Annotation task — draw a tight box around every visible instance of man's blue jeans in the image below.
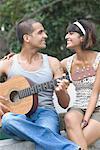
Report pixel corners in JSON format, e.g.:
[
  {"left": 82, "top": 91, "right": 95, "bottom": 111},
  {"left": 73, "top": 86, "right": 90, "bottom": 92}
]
[{"left": 2, "top": 107, "right": 79, "bottom": 150}]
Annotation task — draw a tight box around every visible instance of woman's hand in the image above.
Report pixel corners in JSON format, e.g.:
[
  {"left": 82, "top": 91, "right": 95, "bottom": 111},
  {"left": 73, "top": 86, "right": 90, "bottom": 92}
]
[
  {"left": 81, "top": 119, "right": 88, "bottom": 129},
  {"left": 2, "top": 52, "right": 15, "bottom": 60}
]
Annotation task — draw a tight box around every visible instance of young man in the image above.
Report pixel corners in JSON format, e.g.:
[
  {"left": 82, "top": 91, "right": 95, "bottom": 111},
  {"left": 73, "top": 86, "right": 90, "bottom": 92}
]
[{"left": 0, "top": 19, "right": 80, "bottom": 150}]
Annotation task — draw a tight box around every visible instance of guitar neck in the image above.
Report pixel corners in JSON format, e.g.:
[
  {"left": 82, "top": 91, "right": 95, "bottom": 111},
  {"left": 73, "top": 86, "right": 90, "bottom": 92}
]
[{"left": 18, "top": 76, "right": 66, "bottom": 99}]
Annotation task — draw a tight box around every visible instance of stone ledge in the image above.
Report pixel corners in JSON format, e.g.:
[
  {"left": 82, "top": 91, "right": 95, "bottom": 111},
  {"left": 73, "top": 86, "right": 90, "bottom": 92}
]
[
  {"left": 0, "top": 139, "right": 35, "bottom": 150},
  {"left": 0, "top": 134, "right": 100, "bottom": 150}
]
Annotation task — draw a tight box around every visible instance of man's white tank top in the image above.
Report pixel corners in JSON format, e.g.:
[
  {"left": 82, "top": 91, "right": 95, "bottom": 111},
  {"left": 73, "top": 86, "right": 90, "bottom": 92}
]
[{"left": 7, "top": 54, "right": 55, "bottom": 109}]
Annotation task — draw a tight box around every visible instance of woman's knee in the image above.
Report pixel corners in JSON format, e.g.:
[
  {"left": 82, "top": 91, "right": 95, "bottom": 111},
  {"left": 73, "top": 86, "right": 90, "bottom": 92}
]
[
  {"left": 64, "top": 113, "right": 73, "bottom": 128},
  {"left": 64, "top": 111, "right": 82, "bottom": 128}
]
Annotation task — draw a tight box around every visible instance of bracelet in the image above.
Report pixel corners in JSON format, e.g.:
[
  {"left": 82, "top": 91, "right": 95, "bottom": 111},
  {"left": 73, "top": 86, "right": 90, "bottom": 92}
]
[{"left": 82, "top": 120, "right": 88, "bottom": 127}]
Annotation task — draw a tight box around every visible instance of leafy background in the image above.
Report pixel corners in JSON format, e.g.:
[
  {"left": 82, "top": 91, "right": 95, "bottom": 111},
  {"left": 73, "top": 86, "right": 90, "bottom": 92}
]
[{"left": 0, "top": 0, "right": 100, "bottom": 59}]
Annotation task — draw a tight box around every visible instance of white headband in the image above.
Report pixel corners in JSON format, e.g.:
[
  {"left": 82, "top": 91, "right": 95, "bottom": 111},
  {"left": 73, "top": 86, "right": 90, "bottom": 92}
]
[{"left": 73, "top": 21, "right": 86, "bottom": 35}]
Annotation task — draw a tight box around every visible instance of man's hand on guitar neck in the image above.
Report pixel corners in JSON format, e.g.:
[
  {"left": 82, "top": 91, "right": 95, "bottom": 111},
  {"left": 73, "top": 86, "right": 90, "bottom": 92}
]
[
  {"left": 55, "top": 74, "right": 70, "bottom": 92},
  {"left": 0, "top": 96, "right": 10, "bottom": 117},
  {"left": 55, "top": 74, "right": 70, "bottom": 108}
]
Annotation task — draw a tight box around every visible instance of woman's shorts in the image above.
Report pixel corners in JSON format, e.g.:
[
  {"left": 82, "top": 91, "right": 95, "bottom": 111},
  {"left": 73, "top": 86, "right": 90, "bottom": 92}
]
[{"left": 68, "top": 106, "right": 100, "bottom": 122}]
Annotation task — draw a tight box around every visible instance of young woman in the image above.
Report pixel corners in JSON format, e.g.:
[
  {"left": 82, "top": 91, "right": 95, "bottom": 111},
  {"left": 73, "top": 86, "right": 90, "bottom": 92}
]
[{"left": 61, "top": 19, "right": 100, "bottom": 150}]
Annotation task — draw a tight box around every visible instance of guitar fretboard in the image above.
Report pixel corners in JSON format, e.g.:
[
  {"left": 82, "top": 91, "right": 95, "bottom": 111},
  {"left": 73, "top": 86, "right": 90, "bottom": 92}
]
[{"left": 18, "top": 76, "right": 66, "bottom": 99}]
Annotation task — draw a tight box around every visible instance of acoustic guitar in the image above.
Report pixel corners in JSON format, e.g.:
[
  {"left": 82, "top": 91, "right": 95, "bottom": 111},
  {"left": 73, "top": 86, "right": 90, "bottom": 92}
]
[{"left": 0, "top": 74, "right": 70, "bottom": 120}]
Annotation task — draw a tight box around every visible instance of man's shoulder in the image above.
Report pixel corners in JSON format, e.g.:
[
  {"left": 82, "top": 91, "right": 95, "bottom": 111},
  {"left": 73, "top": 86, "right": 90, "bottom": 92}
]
[
  {"left": 48, "top": 55, "right": 60, "bottom": 63},
  {"left": 47, "top": 56, "right": 61, "bottom": 73}
]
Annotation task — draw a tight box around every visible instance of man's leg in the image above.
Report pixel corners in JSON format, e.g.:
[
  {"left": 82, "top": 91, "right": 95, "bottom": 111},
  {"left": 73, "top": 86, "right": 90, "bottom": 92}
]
[{"left": 2, "top": 111, "right": 80, "bottom": 150}]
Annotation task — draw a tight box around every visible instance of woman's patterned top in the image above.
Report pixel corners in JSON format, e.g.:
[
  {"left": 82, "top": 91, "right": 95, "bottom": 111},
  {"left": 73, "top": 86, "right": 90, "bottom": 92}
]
[{"left": 66, "top": 52, "right": 100, "bottom": 109}]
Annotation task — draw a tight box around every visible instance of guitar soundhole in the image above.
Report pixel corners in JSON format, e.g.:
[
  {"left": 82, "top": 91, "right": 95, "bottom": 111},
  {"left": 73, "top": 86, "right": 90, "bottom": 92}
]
[{"left": 10, "top": 91, "right": 19, "bottom": 102}]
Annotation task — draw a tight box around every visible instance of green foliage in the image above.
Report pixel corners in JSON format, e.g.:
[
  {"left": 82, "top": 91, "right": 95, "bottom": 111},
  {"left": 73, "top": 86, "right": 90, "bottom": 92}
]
[{"left": 0, "top": 0, "right": 100, "bottom": 59}]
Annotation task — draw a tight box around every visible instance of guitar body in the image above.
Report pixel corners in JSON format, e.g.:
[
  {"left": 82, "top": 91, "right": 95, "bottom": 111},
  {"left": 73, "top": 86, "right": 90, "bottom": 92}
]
[
  {"left": 0, "top": 74, "right": 70, "bottom": 126},
  {"left": 0, "top": 76, "right": 38, "bottom": 116}
]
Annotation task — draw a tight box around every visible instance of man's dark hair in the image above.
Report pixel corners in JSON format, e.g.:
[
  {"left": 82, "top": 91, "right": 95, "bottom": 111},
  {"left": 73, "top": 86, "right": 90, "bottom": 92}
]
[{"left": 16, "top": 18, "right": 40, "bottom": 44}]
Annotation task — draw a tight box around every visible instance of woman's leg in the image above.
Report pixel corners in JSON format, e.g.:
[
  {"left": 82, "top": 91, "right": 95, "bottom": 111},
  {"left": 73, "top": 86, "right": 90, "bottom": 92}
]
[
  {"left": 64, "top": 109, "right": 88, "bottom": 150},
  {"left": 83, "top": 119, "right": 100, "bottom": 145}
]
